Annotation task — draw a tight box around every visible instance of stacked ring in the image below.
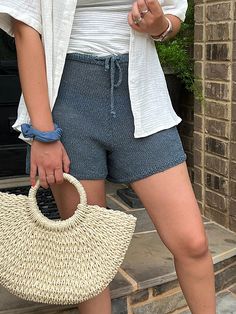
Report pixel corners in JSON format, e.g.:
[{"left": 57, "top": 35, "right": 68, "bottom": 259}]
[
  {"left": 140, "top": 9, "right": 149, "bottom": 17},
  {"left": 133, "top": 16, "right": 142, "bottom": 24},
  {"left": 133, "top": 9, "right": 150, "bottom": 24}
]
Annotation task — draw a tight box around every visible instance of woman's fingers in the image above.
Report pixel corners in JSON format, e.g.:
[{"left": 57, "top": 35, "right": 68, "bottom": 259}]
[
  {"left": 144, "top": 0, "right": 161, "bottom": 15},
  {"left": 132, "top": 1, "right": 142, "bottom": 22},
  {"left": 30, "top": 141, "right": 70, "bottom": 188},
  {"left": 128, "top": 0, "right": 165, "bottom": 34},
  {"left": 45, "top": 171, "right": 56, "bottom": 185},
  {"left": 53, "top": 144, "right": 70, "bottom": 184},
  {"left": 62, "top": 146, "right": 70, "bottom": 173},
  {"left": 38, "top": 166, "right": 49, "bottom": 189},
  {"left": 129, "top": 1, "right": 146, "bottom": 31},
  {"left": 127, "top": 11, "right": 136, "bottom": 29},
  {"left": 54, "top": 167, "right": 64, "bottom": 184},
  {"left": 138, "top": 0, "right": 150, "bottom": 18},
  {"left": 30, "top": 162, "right": 37, "bottom": 187}
]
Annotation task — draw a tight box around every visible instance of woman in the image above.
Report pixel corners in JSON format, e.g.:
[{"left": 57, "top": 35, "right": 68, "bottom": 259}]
[{"left": 0, "top": 0, "right": 216, "bottom": 313}]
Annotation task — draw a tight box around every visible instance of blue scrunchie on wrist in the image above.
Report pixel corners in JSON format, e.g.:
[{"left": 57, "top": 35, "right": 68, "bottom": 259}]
[{"left": 21, "top": 123, "right": 63, "bottom": 143}]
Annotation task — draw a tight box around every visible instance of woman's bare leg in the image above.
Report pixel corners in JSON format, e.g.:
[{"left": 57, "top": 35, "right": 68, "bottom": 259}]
[
  {"left": 130, "top": 161, "right": 216, "bottom": 314},
  {"left": 50, "top": 179, "right": 112, "bottom": 314}
]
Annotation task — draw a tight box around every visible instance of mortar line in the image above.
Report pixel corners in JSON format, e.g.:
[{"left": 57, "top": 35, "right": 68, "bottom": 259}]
[{"left": 118, "top": 267, "right": 138, "bottom": 291}]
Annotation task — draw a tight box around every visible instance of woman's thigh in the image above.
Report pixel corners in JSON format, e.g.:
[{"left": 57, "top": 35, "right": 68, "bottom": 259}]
[
  {"left": 130, "top": 161, "right": 208, "bottom": 258},
  {"left": 50, "top": 179, "right": 106, "bottom": 219}
]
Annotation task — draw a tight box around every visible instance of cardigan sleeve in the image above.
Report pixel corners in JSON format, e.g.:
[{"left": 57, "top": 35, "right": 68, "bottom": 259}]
[
  {"left": 160, "top": 0, "right": 188, "bottom": 22},
  {"left": 0, "top": 0, "right": 42, "bottom": 37}
]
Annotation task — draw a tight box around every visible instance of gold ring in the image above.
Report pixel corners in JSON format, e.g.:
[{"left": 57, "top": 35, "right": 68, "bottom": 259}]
[{"left": 133, "top": 16, "right": 143, "bottom": 24}]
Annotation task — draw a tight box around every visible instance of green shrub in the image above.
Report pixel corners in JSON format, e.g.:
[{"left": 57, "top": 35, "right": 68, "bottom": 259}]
[{"left": 156, "top": 0, "right": 203, "bottom": 102}]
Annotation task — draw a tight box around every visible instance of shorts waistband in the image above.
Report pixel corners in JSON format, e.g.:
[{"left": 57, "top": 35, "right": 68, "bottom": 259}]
[
  {"left": 66, "top": 52, "right": 129, "bottom": 65},
  {"left": 65, "top": 52, "right": 129, "bottom": 119}
]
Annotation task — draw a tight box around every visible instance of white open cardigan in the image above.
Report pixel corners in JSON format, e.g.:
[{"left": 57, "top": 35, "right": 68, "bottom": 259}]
[{"left": 0, "top": 0, "right": 188, "bottom": 143}]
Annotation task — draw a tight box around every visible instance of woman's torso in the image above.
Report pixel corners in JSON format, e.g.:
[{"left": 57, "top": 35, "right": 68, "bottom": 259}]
[{"left": 67, "top": 0, "right": 134, "bottom": 56}]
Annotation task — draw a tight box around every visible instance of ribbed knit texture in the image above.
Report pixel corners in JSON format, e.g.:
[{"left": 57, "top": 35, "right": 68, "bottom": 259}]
[{"left": 67, "top": 0, "right": 133, "bottom": 56}]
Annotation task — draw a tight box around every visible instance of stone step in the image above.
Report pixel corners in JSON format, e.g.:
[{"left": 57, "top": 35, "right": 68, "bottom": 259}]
[
  {"left": 0, "top": 184, "right": 236, "bottom": 314},
  {"left": 177, "top": 284, "right": 236, "bottom": 314},
  {"left": 1, "top": 255, "right": 236, "bottom": 314}
]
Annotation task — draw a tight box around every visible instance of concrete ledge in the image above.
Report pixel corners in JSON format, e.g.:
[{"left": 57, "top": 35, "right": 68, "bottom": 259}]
[{"left": 0, "top": 176, "right": 29, "bottom": 189}]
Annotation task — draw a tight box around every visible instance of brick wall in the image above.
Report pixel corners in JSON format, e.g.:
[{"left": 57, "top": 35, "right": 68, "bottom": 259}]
[
  {"left": 179, "top": 89, "right": 195, "bottom": 185},
  {"left": 194, "top": 0, "right": 236, "bottom": 231}
]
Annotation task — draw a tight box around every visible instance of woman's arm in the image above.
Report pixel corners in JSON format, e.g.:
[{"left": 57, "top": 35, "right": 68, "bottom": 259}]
[
  {"left": 13, "top": 19, "right": 70, "bottom": 188},
  {"left": 13, "top": 19, "right": 54, "bottom": 131}
]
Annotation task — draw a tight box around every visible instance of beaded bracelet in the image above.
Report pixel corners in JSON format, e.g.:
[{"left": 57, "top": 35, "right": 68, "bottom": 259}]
[{"left": 21, "top": 123, "right": 63, "bottom": 143}]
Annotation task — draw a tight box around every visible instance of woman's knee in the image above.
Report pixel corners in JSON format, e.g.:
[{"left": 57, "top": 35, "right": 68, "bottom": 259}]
[{"left": 173, "top": 233, "right": 209, "bottom": 260}]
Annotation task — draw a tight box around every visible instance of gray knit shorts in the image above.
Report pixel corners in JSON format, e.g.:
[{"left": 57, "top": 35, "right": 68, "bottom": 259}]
[{"left": 26, "top": 52, "right": 187, "bottom": 184}]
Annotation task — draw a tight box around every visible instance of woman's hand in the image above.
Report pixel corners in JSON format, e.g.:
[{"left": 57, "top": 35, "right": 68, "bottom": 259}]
[
  {"left": 128, "top": 0, "right": 169, "bottom": 37},
  {"left": 30, "top": 140, "right": 70, "bottom": 189}
]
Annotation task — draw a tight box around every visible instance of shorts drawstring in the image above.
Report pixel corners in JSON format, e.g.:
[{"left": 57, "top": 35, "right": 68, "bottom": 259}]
[
  {"left": 97, "top": 55, "right": 123, "bottom": 118},
  {"left": 67, "top": 52, "right": 127, "bottom": 119}
]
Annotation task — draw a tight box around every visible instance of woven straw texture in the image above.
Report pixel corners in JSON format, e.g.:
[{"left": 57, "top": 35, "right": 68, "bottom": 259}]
[{"left": 0, "top": 173, "right": 137, "bottom": 305}]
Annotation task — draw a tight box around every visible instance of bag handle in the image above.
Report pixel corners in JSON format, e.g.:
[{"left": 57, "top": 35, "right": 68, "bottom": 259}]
[{"left": 27, "top": 173, "right": 88, "bottom": 231}]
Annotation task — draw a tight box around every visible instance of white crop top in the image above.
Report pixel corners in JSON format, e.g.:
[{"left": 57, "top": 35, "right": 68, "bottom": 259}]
[{"left": 67, "top": 0, "right": 133, "bottom": 56}]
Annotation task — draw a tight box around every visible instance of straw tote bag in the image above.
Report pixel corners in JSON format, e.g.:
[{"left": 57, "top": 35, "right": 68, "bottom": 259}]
[{"left": 0, "top": 173, "right": 137, "bottom": 305}]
